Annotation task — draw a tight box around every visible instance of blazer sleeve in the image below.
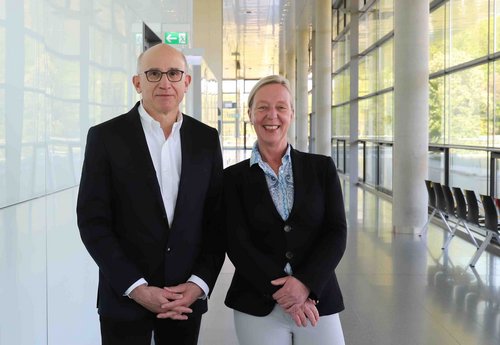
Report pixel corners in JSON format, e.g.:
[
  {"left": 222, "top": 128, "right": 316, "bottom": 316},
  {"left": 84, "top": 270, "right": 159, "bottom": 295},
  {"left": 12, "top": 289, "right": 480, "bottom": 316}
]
[
  {"left": 224, "top": 168, "right": 285, "bottom": 296},
  {"left": 293, "top": 157, "right": 347, "bottom": 299},
  {"left": 76, "top": 126, "right": 144, "bottom": 295},
  {"left": 191, "top": 133, "right": 226, "bottom": 295}
]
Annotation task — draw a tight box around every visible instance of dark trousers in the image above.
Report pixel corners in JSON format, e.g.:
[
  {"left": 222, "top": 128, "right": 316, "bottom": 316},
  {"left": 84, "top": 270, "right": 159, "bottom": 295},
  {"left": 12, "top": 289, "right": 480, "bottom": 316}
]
[{"left": 100, "top": 314, "right": 202, "bottom": 345}]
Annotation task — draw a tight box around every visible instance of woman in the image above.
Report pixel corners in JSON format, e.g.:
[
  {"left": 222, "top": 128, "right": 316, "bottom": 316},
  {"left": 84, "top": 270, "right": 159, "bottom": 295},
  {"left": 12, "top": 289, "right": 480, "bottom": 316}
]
[{"left": 223, "top": 75, "right": 347, "bottom": 345}]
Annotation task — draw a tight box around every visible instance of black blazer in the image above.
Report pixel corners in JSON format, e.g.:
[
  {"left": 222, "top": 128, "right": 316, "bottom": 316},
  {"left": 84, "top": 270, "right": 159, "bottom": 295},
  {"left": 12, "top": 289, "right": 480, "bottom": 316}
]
[
  {"left": 223, "top": 148, "right": 346, "bottom": 316},
  {"left": 77, "top": 102, "right": 224, "bottom": 320}
]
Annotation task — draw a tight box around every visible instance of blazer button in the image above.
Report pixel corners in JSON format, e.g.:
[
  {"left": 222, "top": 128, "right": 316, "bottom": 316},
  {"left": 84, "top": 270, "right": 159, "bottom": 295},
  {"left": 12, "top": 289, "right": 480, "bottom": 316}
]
[
  {"left": 284, "top": 224, "right": 292, "bottom": 233},
  {"left": 166, "top": 247, "right": 171, "bottom": 253},
  {"left": 285, "top": 251, "right": 294, "bottom": 260}
]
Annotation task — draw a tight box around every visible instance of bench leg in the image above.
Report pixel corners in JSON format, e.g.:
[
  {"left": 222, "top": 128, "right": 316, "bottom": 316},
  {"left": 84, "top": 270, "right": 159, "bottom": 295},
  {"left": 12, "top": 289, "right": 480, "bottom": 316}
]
[
  {"left": 442, "top": 220, "right": 460, "bottom": 250},
  {"left": 419, "top": 208, "right": 436, "bottom": 237},
  {"left": 468, "top": 232, "right": 493, "bottom": 267}
]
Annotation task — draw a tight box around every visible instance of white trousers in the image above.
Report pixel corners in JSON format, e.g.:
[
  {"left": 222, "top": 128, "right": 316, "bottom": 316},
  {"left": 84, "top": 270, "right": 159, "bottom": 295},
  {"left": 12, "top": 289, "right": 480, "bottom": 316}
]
[{"left": 233, "top": 305, "right": 345, "bottom": 345}]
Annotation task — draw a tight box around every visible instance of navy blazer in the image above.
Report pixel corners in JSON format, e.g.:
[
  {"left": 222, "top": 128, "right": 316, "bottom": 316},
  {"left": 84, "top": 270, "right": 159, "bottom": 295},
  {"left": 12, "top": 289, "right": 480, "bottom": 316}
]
[
  {"left": 223, "top": 148, "right": 346, "bottom": 316},
  {"left": 77, "top": 102, "right": 225, "bottom": 320}
]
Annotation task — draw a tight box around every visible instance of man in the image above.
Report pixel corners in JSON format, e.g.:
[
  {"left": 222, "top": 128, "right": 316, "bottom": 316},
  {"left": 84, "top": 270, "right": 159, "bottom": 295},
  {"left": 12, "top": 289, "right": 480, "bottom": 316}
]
[{"left": 77, "top": 43, "right": 225, "bottom": 345}]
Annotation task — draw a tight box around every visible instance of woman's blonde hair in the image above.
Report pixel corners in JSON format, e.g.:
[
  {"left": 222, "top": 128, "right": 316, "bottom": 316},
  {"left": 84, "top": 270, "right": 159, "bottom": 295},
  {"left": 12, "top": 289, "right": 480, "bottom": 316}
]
[{"left": 247, "top": 75, "right": 294, "bottom": 111}]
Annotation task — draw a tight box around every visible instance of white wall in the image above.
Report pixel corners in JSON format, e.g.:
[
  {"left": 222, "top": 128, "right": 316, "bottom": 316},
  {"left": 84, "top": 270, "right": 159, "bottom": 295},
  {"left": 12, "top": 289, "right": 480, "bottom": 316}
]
[{"left": 0, "top": 0, "right": 193, "bottom": 343}]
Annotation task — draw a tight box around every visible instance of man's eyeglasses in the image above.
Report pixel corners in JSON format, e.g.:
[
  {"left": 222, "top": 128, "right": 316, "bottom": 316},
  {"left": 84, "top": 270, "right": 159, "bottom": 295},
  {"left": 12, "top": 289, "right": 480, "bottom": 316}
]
[{"left": 142, "top": 69, "right": 185, "bottom": 82}]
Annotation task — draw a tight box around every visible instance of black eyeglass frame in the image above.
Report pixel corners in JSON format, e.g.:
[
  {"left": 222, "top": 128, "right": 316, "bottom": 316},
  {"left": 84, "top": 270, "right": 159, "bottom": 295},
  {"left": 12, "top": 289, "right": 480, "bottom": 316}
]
[{"left": 141, "top": 69, "right": 185, "bottom": 82}]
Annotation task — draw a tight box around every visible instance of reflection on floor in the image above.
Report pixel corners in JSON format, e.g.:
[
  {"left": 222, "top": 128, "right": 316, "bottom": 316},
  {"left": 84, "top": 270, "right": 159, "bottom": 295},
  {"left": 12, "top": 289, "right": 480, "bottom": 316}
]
[{"left": 199, "top": 177, "right": 500, "bottom": 345}]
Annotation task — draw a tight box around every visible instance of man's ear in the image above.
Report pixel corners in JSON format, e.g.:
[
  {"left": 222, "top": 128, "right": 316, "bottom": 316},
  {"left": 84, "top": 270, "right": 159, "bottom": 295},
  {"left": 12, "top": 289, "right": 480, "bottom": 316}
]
[
  {"left": 184, "top": 74, "right": 192, "bottom": 92},
  {"left": 132, "top": 75, "right": 142, "bottom": 93}
]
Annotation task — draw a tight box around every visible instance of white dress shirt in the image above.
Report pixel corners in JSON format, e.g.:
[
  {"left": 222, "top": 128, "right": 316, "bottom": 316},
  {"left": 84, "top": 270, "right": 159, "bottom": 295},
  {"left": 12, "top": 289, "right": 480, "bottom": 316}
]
[
  {"left": 124, "top": 103, "right": 209, "bottom": 298},
  {"left": 139, "top": 103, "right": 182, "bottom": 227}
]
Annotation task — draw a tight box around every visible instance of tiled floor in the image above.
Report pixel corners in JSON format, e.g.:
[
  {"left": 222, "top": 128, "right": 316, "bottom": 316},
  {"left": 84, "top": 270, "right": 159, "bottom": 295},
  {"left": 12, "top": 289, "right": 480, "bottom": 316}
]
[
  {"left": 199, "top": 181, "right": 500, "bottom": 345},
  {"left": 3, "top": 150, "right": 497, "bottom": 344}
]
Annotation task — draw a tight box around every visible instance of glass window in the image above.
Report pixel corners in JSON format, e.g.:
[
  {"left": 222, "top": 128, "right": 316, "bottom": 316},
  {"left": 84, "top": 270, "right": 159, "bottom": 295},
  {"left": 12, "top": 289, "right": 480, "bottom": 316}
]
[
  {"left": 24, "top": 36, "right": 45, "bottom": 91},
  {"left": 332, "top": 104, "right": 350, "bottom": 138},
  {"left": 494, "top": 0, "right": 500, "bottom": 53},
  {"left": 430, "top": 4, "right": 445, "bottom": 74},
  {"left": 379, "top": 144, "right": 393, "bottom": 191},
  {"left": 345, "top": 4, "right": 351, "bottom": 27},
  {"left": 244, "top": 79, "right": 258, "bottom": 93},
  {"left": 359, "top": 12, "right": 369, "bottom": 53},
  {"left": 428, "top": 149, "right": 445, "bottom": 184},
  {"left": 338, "top": 140, "right": 346, "bottom": 172},
  {"left": 359, "top": 52, "right": 377, "bottom": 97},
  {"left": 47, "top": 99, "right": 80, "bottom": 192},
  {"left": 343, "top": 103, "right": 350, "bottom": 137},
  {"left": 93, "top": 0, "right": 113, "bottom": 31},
  {"left": 332, "top": 139, "right": 346, "bottom": 172},
  {"left": 449, "top": 149, "right": 488, "bottom": 195},
  {"left": 221, "top": 120, "right": 237, "bottom": 148},
  {"left": 344, "top": 32, "right": 351, "bottom": 67},
  {"left": 493, "top": 156, "right": 500, "bottom": 197},
  {"left": 0, "top": 27, "right": 4, "bottom": 83},
  {"left": 448, "top": 0, "right": 488, "bottom": 68},
  {"left": 359, "top": 5, "right": 378, "bottom": 53},
  {"left": 332, "top": 107, "right": 341, "bottom": 137},
  {"left": 342, "top": 68, "right": 350, "bottom": 104},
  {"left": 47, "top": 59, "right": 80, "bottom": 102},
  {"left": 366, "top": 6, "right": 378, "bottom": 49},
  {"left": 332, "top": 10, "right": 339, "bottom": 38},
  {"left": 332, "top": 75, "right": 340, "bottom": 106},
  {"left": 333, "top": 34, "right": 350, "bottom": 73},
  {"left": 222, "top": 94, "right": 237, "bottom": 121},
  {"left": 358, "top": 143, "right": 365, "bottom": 181},
  {"left": 379, "top": 0, "right": 394, "bottom": 38},
  {"left": 447, "top": 64, "right": 488, "bottom": 146},
  {"left": 223, "top": 80, "right": 236, "bottom": 93},
  {"left": 333, "top": 68, "right": 350, "bottom": 105},
  {"left": 308, "top": 91, "right": 312, "bottom": 115},
  {"left": 379, "top": 40, "right": 393, "bottom": 90},
  {"left": 493, "top": 60, "right": 500, "bottom": 147},
  {"left": 332, "top": 43, "right": 341, "bottom": 75},
  {"left": 377, "top": 92, "right": 393, "bottom": 141},
  {"left": 359, "top": 98, "right": 377, "bottom": 139},
  {"left": 429, "top": 76, "right": 445, "bottom": 144},
  {"left": 365, "top": 142, "right": 378, "bottom": 186},
  {"left": 24, "top": 0, "right": 44, "bottom": 31},
  {"left": 332, "top": 139, "right": 339, "bottom": 168}
]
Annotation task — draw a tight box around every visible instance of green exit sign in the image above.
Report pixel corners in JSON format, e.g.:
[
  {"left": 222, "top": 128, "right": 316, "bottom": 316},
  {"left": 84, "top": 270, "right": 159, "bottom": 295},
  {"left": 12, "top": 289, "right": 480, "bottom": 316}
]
[{"left": 164, "top": 32, "right": 189, "bottom": 45}]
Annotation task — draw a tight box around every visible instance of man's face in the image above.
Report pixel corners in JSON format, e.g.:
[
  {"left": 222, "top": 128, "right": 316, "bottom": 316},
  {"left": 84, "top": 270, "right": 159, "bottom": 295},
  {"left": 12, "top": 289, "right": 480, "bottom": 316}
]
[{"left": 133, "top": 44, "right": 191, "bottom": 117}]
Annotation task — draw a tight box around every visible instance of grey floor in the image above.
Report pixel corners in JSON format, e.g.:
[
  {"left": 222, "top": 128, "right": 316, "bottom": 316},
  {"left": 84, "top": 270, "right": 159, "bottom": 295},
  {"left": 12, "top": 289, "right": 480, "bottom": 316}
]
[{"left": 198, "top": 182, "right": 500, "bottom": 345}]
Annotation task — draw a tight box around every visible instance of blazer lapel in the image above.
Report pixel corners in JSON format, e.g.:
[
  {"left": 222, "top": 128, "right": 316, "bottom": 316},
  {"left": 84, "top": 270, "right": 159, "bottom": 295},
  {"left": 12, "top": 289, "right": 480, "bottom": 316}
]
[
  {"left": 172, "top": 115, "right": 198, "bottom": 228},
  {"left": 247, "top": 162, "right": 284, "bottom": 222},
  {"left": 289, "top": 148, "right": 306, "bottom": 219},
  {"left": 125, "top": 103, "right": 168, "bottom": 221}
]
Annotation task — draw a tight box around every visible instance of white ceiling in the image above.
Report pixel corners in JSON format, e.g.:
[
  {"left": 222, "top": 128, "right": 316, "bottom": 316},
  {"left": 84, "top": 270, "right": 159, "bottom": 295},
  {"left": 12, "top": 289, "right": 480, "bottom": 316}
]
[
  {"left": 136, "top": 0, "right": 293, "bottom": 80},
  {"left": 222, "top": 0, "right": 286, "bottom": 80}
]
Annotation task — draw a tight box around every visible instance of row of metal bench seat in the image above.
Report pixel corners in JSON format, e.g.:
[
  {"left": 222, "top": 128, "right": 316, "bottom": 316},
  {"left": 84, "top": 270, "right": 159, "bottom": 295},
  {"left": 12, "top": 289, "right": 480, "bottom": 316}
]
[{"left": 420, "top": 180, "right": 500, "bottom": 267}]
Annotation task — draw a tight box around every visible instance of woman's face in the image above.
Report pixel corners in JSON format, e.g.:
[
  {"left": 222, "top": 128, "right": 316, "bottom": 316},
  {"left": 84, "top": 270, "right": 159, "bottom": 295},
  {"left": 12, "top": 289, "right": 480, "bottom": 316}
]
[{"left": 249, "top": 83, "right": 293, "bottom": 150}]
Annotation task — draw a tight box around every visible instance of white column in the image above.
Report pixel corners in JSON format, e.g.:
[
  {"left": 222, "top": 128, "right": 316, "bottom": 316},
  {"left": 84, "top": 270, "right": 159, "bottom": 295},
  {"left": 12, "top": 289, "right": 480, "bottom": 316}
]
[
  {"left": 311, "top": 30, "right": 316, "bottom": 153},
  {"left": 314, "top": 0, "right": 332, "bottom": 156},
  {"left": 279, "top": 26, "right": 286, "bottom": 76},
  {"left": 286, "top": 1, "right": 296, "bottom": 146},
  {"left": 348, "top": 2, "right": 360, "bottom": 227},
  {"left": 296, "top": 0, "right": 309, "bottom": 152},
  {"left": 393, "top": 0, "right": 429, "bottom": 233}
]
